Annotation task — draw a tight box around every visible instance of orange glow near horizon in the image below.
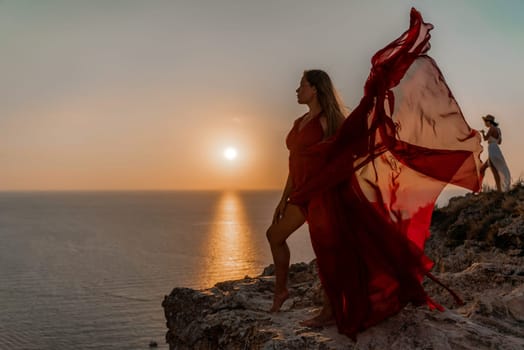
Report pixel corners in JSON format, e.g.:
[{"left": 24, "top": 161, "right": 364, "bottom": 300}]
[{"left": 0, "top": 103, "right": 288, "bottom": 191}]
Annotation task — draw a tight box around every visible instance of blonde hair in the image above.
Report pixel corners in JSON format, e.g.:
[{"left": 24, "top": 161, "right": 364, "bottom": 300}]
[{"left": 304, "top": 69, "right": 347, "bottom": 137}]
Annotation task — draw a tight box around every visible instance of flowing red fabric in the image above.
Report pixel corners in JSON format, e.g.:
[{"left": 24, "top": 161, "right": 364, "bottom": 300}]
[{"left": 288, "top": 8, "right": 482, "bottom": 339}]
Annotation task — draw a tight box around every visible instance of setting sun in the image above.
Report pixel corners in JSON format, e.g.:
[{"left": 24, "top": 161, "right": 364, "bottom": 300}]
[{"left": 223, "top": 147, "right": 238, "bottom": 160}]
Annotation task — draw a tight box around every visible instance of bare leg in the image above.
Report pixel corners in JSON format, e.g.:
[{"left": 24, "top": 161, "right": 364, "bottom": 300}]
[
  {"left": 299, "top": 290, "right": 335, "bottom": 327},
  {"left": 266, "top": 204, "right": 305, "bottom": 312},
  {"left": 489, "top": 164, "right": 502, "bottom": 191},
  {"left": 480, "top": 161, "right": 488, "bottom": 178}
]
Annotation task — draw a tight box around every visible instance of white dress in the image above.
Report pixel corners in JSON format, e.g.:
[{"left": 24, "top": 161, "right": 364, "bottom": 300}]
[{"left": 487, "top": 128, "right": 511, "bottom": 191}]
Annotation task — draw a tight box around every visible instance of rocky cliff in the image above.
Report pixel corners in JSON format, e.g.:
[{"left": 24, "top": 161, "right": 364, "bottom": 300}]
[{"left": 162, "top": 184, "right": 524, "bottom": 349}]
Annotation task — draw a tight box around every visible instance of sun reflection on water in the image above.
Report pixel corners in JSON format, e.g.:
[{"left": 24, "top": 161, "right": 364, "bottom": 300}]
[{"left": 196, "top": 191, "right": 259, "bottom": 288}]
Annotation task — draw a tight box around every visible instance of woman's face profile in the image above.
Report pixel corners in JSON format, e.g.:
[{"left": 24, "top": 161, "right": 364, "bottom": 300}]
[{"left": 296, "top": 76, "right": 316, "bottom": 105}]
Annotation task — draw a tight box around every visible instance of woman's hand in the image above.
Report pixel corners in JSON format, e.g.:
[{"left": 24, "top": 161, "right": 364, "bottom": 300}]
[
  {"left": 272, "top": 198, "right": 288, "bottom": 224},
  {"left": 480, "top": 129, "right": 486, "bottom": 140}
]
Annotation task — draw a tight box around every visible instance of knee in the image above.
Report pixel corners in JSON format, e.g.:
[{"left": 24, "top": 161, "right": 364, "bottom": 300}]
[
  {"left": 266, "top": 226, "right": 285, "bottom": 246},
  {"left": 266, "top": 227, "right": 272, "bottom": 242}
]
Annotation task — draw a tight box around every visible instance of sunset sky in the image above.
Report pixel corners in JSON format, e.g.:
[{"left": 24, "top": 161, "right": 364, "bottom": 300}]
[{"left": 1, "top": 0, "right": 523, "bottom": 191}]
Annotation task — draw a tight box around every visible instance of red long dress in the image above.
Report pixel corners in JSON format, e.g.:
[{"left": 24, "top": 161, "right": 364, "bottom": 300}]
[
  {"left": 286, "top": 112, "right": 325, "bottom": 217},
  {"left": 288, "top": 8, "right": 482, "bottom": 340}
]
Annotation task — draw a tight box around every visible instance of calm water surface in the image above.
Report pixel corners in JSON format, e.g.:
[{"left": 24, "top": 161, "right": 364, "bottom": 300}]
[{"left": 0, "top": 191, "right": 315, "bottom": 349}]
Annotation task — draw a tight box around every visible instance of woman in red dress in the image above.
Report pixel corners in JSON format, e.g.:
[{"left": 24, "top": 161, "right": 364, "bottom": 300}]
[
  {"left": 269, "top": 8, "right": 483, "bottom": 339},
  {"left": 266, "top": 69, "right": 345, "bottom": 316}
]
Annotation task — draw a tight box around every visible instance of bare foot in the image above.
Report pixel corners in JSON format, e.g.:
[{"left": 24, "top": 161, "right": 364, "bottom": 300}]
[
  {"left": 270, "top": 289, "right": 289, "bottom": 313},
  {"left": 299, "top": 309, "right": 335, "bottom": 328}
]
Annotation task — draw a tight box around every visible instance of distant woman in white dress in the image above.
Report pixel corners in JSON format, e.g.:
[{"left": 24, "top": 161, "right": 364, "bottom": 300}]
[{"left": 480, "top": 114, "right": 511, "bottom": 191}]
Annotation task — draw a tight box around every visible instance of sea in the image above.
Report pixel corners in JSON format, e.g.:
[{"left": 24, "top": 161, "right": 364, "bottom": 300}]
[{"left": 0, "top": 191, "right": 315, "bottom": 349}]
